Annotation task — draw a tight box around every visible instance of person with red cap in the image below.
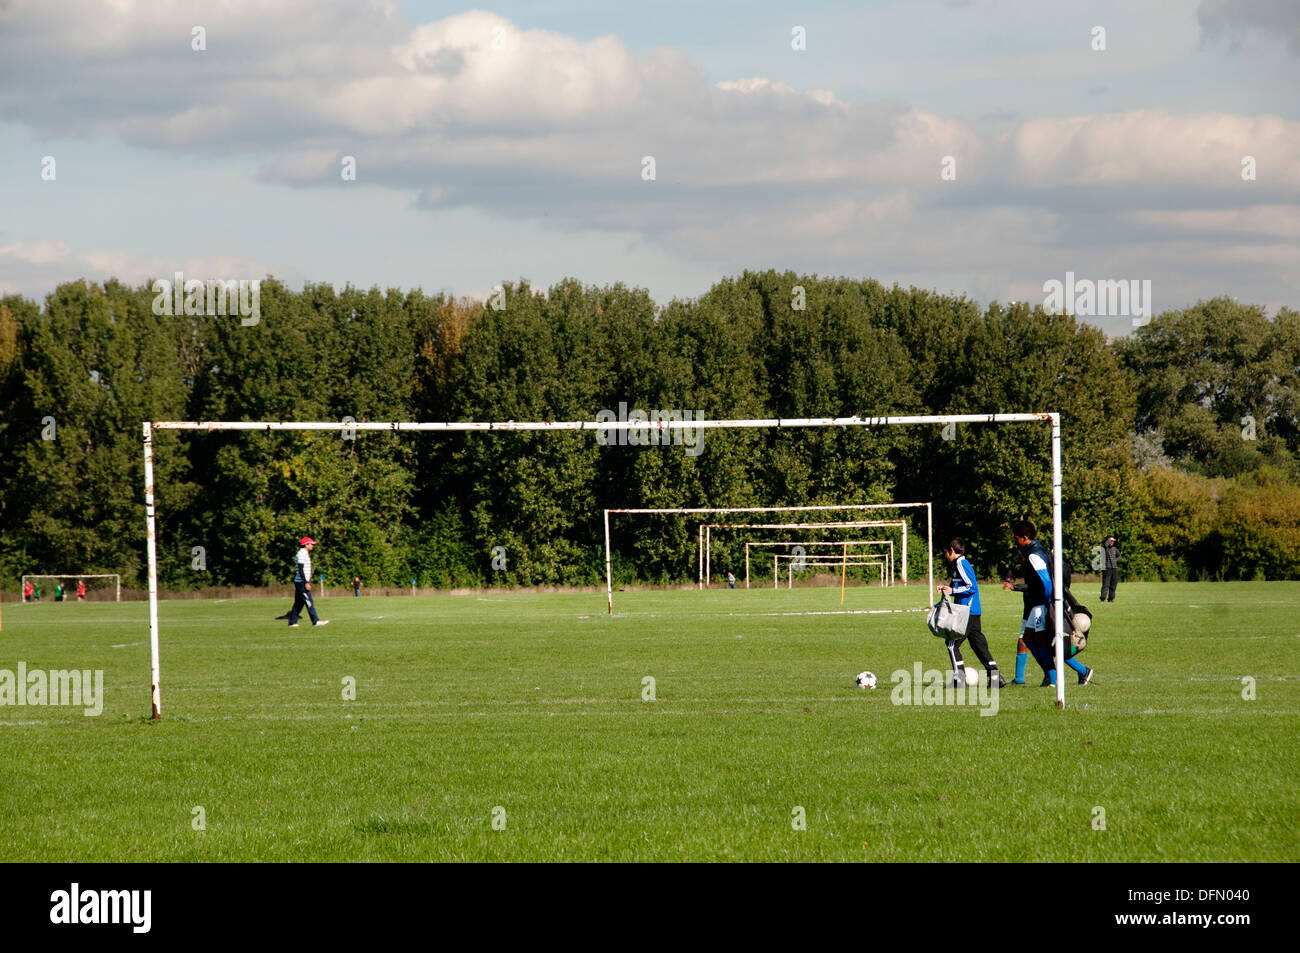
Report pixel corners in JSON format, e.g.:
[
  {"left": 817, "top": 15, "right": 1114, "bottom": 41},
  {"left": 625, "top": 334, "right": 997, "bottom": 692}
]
[{"left": 286, "top": 536, "right": 329, "bottom": 628}]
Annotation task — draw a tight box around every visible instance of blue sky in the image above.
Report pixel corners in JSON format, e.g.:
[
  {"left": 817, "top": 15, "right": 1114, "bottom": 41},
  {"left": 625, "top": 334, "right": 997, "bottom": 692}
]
[{"left": 1, "top": 0, "right": 1297, "bottom": 334}]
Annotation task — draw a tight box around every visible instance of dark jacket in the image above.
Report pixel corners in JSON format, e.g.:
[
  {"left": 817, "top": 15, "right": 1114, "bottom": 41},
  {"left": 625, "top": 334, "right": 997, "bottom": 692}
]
[{"left": 1103, "top": 542, "right": 1120, "bottom": 570}]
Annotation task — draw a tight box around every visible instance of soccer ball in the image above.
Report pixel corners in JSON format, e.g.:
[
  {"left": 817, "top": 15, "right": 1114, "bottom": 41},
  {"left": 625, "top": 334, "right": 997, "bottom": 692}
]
[
  {"left": 964, "top": 667, "right": 980, "bottom": 687},
  {"left": 855, "top": 671, "right": 877, "bottom": 690}
]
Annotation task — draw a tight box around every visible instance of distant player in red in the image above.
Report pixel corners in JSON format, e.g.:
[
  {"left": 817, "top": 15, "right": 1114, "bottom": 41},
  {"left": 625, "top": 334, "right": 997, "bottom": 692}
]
[
  {"left": 23, "top": 581, "right": 33, "bottom": 603},
  {"left": 76, "top": 580, "right": 86, "bottom": 602}
]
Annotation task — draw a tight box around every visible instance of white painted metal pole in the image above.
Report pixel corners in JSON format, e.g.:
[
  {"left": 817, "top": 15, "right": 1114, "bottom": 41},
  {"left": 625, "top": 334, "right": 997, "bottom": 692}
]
[
  {"left": 902, "top": 522, "right": 908, "bottom": 585},
  {"left": 745, "top": 544, "right": 750, "bottom": 589},
  {"left": 143, "top": 423, "right": 161, "bottom": 719},
  {"left": 1052, "top": 414, "right": 1065, "bottom": 709},
  {"left": 697, "top": 525, "right": 703, "bottom": 590},
  {"left": 926, "top": 502, "right": 933, "bottom": 605},
  {"left": 604, "top": 508, "right": 614, "bottom": 615},
  {"left": 150, "top": 413, "right": 1055, "bottom": 434},
  {"left": 705, "top": 527, "right": 711, "bottom": 588}
]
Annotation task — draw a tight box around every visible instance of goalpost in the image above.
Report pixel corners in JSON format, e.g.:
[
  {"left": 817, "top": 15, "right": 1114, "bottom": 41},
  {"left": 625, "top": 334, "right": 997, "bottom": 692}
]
[
  {"left": 702, "top": 520, "right": 911, "bottom": 588},
  {"left": 717, "top": 521, "right": 906, "bottom": 588},
  {"left": 746, "top": 540, "right": 895, "bottom": 587},
  {"left": 142, "top": 414, "right": 1067, "bottom": 716},
  {"left": 663, "top": 503, "right": 930, "bottom": 590},
  {"left": 772, "top": 554, "right": 886, "bottom": 589},
  {"left": 21, "top": 573, "right": 121, "bottom": 602}
]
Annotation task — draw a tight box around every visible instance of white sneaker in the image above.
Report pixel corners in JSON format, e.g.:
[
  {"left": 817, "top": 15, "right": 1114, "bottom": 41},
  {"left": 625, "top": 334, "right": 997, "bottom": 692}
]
[
  {"left": 315, "top": 619, "right": 330, "bottom": 627},
  {"left": 288, "top": 623, "right": 299, "bottom": 628}
]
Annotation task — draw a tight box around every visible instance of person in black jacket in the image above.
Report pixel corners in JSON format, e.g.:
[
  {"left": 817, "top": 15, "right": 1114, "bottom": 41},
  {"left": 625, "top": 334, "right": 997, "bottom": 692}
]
[{"left": 1100, "top": 535, "right": 1120, "bottom": 602}]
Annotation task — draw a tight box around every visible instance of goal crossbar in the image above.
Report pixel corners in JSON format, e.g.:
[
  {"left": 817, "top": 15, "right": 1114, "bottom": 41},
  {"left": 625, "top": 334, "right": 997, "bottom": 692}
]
[{"left": 143, "top": 413, "right": 1066, "bottom": 717}]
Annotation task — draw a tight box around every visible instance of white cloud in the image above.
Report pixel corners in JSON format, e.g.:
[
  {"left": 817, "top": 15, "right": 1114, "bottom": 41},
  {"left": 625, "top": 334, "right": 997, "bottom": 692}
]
[
  {"left": 0, "top": 2, "right": 1295, "bottom": 312},
  {"left": 0, "top": 241, "right": 285, "bottom": 300}
]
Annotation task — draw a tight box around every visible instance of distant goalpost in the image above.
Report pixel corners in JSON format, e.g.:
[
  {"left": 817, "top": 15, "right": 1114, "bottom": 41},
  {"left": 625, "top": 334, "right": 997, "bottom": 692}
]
[
  {"left": 702, "top": 519, "right": 911, "bottom": 586},
  {"left": 690, "top": 504, "right": 930, "bottom": 588},
  {"left": 714, "top": 520, "right": 907, "bottom": 587},
  {"left": 21, "top": 573, "right": 121, "bottom": 602},
  {"left": 142, "top": 414, "right": 1067, "bottom": 717},
  {"left": 772, "top": 554, "right": 886, "bottom": 589},
  {"left": 745, "top": 540, "right": 895, "bottom": 587}
]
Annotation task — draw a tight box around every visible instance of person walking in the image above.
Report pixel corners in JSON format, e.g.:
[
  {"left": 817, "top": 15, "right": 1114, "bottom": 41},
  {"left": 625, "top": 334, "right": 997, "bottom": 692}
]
[
  {"left": 286, "top": 536, "right": 329, "bottom": 628},
  {"left": 937, "top": 537, "right": 1004, "bottom": 688},
  {"left": 1003, "top": 520, "right": 1093, "bottom": 686}
]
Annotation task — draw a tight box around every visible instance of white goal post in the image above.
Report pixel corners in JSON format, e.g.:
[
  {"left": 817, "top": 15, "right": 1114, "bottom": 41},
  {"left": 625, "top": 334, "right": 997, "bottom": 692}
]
[
  {"left": 703, "top": 520, "right": 911, "bottom": 588},
  {"left": 21, "top": 574, "right": 121, "bottom": 601},
  {"left": 772, "top": 554, "right": 886, "bottom": 589},
  {"left": 142, "top": 414, "right": 1067, "bottom": 717},
  {"left": 674, "top": 503, "right": 930, "bottom": 590},
  {"left": 747, "top": 541, "right": 895, "bottom": 587}
]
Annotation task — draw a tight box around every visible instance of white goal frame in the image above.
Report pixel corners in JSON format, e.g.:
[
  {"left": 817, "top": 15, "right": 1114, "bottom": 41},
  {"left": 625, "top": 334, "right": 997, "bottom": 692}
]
[
  {"left": 712, "top": 520, "right": 906, "bottom": 588},
  {"left": 142, "top": 414, "right": 1067, "bottom": 717},
  {"left": 771, "top": 554, "right": 886, "bottom": 589},
  {"left": 671, "top": 503, "right": 929, "bottom": 590},
  {"left": 21, "top": 573, "right": 121, "bottom": 602},
  {"left": 745, "top": 540, "right": 895, "bottom": 588},
  {"left": 703, "top": 520, "right": 911, "bottom": 587}
]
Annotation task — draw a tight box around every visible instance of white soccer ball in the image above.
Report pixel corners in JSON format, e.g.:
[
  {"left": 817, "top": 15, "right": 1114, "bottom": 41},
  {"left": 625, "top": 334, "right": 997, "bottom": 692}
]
[
  {"left": 964, "top": 667, "right": 981, "bottom": 687},
  {"left": 855, "top": 671, "right": 877, "bottom": 690}
]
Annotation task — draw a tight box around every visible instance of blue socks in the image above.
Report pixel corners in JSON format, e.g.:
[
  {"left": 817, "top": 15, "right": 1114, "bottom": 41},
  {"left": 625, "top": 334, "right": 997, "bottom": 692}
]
[{"left": 1014, "top": 651, "right": 1028, "bottom": 683}]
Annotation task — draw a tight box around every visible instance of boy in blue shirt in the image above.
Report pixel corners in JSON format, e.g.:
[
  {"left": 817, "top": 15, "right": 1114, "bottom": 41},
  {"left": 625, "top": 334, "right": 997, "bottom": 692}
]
[{"left": 936, "top": 537, "right": 1004, "bottom": 688}]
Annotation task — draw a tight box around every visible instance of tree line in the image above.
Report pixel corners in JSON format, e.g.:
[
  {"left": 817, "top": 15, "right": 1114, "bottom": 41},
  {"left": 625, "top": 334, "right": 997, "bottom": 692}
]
[{"left": 1, "top": 272, "right": 1297, "bottom": 591}]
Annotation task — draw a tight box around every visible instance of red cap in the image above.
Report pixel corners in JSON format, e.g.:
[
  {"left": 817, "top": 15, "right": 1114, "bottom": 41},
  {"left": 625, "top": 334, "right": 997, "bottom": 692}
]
[{"left": 300, "top": 537, "right": 315, "bottom": 545}]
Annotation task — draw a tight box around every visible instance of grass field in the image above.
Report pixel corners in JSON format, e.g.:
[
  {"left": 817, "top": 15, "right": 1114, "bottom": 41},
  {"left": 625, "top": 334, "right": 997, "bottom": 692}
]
[{"left": 1, "top": 581, "right": 1296, "bottom": 862}]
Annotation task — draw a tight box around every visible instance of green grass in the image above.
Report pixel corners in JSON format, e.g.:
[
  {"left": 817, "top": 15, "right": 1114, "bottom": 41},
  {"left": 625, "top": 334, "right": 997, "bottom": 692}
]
[{"left": 1, "top": 581, "right": 1296, "bottom": 861}]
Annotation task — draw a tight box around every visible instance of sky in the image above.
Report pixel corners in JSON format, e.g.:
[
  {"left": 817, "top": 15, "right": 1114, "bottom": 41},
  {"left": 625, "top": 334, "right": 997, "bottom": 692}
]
[{"left": 1, "top": 0, "right": 1297, "bottom": 335}]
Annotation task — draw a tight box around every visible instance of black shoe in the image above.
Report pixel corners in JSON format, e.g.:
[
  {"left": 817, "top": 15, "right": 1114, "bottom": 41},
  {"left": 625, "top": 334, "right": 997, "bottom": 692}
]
[
  {"left": 1078, "top": 667, "right": 1094, "bottom": 686},
  {"left": 1039, "top": 675, "right": 1052, "bottom": 687}
]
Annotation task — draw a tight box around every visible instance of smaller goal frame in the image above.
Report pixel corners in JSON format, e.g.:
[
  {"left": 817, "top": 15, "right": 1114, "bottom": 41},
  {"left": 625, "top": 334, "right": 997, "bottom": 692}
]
[
  {"left": 771, "top": 555, "right": 886, "bottom": 589},
  {"left": 744, "top": 539, "right": 895, "bottom": 588},
  {"left": 703, "top": 519, "right": 908, "bottom": 587},
  {"left": 21, "top": 574, "right": 121, "bottom": 602}
]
